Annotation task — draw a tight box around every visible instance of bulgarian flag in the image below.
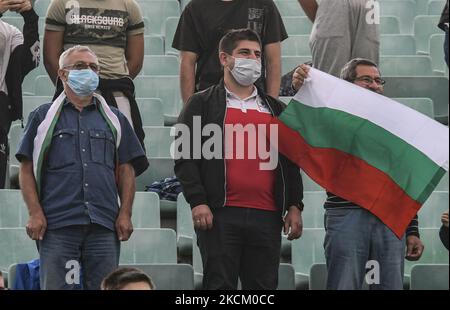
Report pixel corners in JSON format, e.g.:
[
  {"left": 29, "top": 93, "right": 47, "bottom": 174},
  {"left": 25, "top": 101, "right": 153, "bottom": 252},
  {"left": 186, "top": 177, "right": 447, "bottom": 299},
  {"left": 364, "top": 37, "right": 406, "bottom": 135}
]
[{"left": 273, "top": 68, "right": 449, "bottom": 238}]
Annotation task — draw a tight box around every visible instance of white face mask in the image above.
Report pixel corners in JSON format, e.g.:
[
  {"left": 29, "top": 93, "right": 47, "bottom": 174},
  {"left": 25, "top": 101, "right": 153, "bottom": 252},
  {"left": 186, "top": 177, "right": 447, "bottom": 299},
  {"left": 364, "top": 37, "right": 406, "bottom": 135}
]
[{"left": 228, "top": 56, "right": 262, "bottom": 86}]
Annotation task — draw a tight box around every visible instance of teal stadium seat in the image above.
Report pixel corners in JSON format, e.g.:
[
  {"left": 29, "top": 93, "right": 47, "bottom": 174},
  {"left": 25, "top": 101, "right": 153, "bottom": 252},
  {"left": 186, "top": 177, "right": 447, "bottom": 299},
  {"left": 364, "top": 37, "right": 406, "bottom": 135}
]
[
  {"left": 33, "top": 0, "right": 51, "bottom": 17},
  {"left": 119, "top": 228, "right": 177, "bottom": 264},
  {"left": 418, "top": 191, "right": 449, "bottom": 228},
  {"left": 176, "top": 194, "right": 194, "bottom": 257},
  {"left": 143, "top": 126, "right": 174, "bottom": 158},
  {"left": 164, "top": 17, "right": 180, "bottom": 56},
  {"left": 144, "top": 35, "right": 165, "bottom": 55},
  {"left": 436, "top": 172, "right": 449, "bottom": 191},
  {"left": 277, "top": 263, "right": 296, "bottom": 290},
  {"left": 281, "top": 35, "right": 311, "bottom": 56},
  {"left": 0, "top": 228, "right": 39, "bottom": 272},
  {"left": 410, "top": 264, "right": 449, "bottom": 290},
  {"left": 0, "top": 190, "right": 28, "bottom": 228},
  {"left": 429, "top": 34, "right": 448, "bottom": 74},
  {"left": 379, "top": 0, "right": 417, "bottom": 34},
  {"left": 427, "top": 0, "right": 447, "bottom": 15},
  {"left": 282, "top": 16, "right": 313, "bottom": 35},
  {"left": 380, "top": 16, "right": 401, "bottom": 34},
  {"left": 380, "top": 35, "right": 417, "bottom": 55},
  {"left": 136, "top": 1, "right": 180, "bottom": 35},
  {"left": 132, "top": 192, "right": 161, "bottom": 228},
  {"left": 413, "top": 15, "right": 442, "bottom": 53},
  {"left": 274, "top": 0, "right": 306, "bottom": 17},
  {"left": 302, "top": 191, "right": 327, "bottom": 229},
  {"left": 308, "top": 263, "right": 328, "bottom": 290},
  {"left": 135, "top": 158, "right": 175, "bottom": 191},
  {"left": 33, "top": 75, "right": 55, "bottom": 96},
  {"left": 8, "top": 124, "right": 23, "bottom": 186},
  {"left": 142, "top": 55, "right": 179, "bottom": 75},
  {"left": 136, "top": 98, "right": 165, "bottom": 127},
  {"left": 393, "top": 98, "right": 435, "bottom": 118},
  {"left": 281, "top": 56, "right": 312, "bottom": 75},
  {"left": 380, "top": 56, "right": 435, "bottom": 76},
  {"left": 119, "top": 263, "right": 195, "bottom": 290}
]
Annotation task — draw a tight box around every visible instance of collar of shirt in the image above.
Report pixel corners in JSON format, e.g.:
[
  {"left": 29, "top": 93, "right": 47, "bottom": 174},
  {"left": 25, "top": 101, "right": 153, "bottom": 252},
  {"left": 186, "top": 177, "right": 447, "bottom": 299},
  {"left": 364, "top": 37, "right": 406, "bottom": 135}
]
[
  {"left": 63, "top": 96, "right": 98, "bottom": 111},
  {"left": 225, "top": 86, "right": 270, "bottom": 114}
]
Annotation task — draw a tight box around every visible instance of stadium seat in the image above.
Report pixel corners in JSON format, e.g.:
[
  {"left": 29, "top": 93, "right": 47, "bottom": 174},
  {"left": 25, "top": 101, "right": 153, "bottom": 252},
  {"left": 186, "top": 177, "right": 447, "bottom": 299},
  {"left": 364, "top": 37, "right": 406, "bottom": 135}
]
[
  {"left": 142, "top": 55, "right": 179, "bottom": 76},
  {"left": 380, "top": 56, "right": 435, "bottom": 76},
  {"left": 379, "top": 0, "right": 417, "bottom": 34},
  {"left": 282, "top": 16, "right": 313, "bottom": 35},
  {"left": 119, "top": 263, "right": 195, "bottom": 290},
  {"left": 192, "top": 234, "right": 203, "bottom": 289},
  {"left": 429, "top": 34, "right": 448, "bottom": 74},
  {"left": 413, "top": 15, "right": 442, "bottom": 53},
  {"left": 281, "top": 35, "right": 311, "bottom": 56},
  {"left": 132, "top": 192, "right": 161, "bottom": 228},
  {"left": 180, "top": 0, "right": 190, "bottom": 11},
  {"left": 281, "top": 56, "right": 312, "bottom": 75},
  {"left": 163, "top": 17, "right": 180, "bottom": 56},
  {"left": 380, "top": 16, "right": 401, "bottom": 34},
  {"left": 135, "top": 157, "right": 175, "bottom": 192},
  {"left": 144, "top": 35, "right": 165, "bottom": 55},
  {"left": 0, "top": 228, "right": 39, "bottom": 272},
  {"left": 8, "top": 124, "right": 23, "bottom": 186},
  {"left": 277, "top": 263, "right": 296, "bottom": 290},
  {"left": 410, "top": 264, "right": 449, "bottom": 290},
  {"left": 33, "top": 0, "right": 51, "bottom": 17},
  {"left": 427, "top": 0, "right": 447, "bottom": 15},
  {"left": 0, "top": 190, "right": 28, "bottom": 228},
  {"left": 302, "top": 192, "right": 327, "bottom": 228},
  {"left": 133, "top": 76, "right": 183, "bottom": 125},
  {"left": 383, "top": 76, "right": 449, "bottom": 124},
  {"left": 308, "top": 263, "right": 327, "bottom": 290},
  {"left": 33, "top": 75, "right": 55, "bottom": 96},
  {"left": 301, "top": 171, "right": 325, "bottom": 191},
  {"left": 176, "top": 194, "right": 194, "bottom": 257},
  {"left": 436, "top": 172, "right": 449, "bottom": 191},
  {"left": 136, "top": 1, "right": 180, "bottom": 35},
  {"left": 380, "top": 35, "right": 417, "bottom": 55},
  {"left": 274, "top": 0, "right": 306, "bottom": 17},
  {"left": 291, "top": 228, "right": 326, "bottom": 290},
  {"left": 119, "top": 228, "right": 177, "bottom": 264},
  {"left": 393, "top": 98, "right": 435, "bottom": 118},
  {"left": 418, "top": 191, "right": 449, "bottom": 228},
  {"left": 404, "top": 228, "right": 449, "bottom": 275},
  {"left": 143, "top": 126, "right": 174, "bottom": 158},
  {"left": 22, "top": 96, "right": 52, "bottom": 123},
  {"left": 416, "top": 0, "right": 432, "bottom": 15},
  {"left": 136, "top": 98, "right": 165, "bottom": 127}
]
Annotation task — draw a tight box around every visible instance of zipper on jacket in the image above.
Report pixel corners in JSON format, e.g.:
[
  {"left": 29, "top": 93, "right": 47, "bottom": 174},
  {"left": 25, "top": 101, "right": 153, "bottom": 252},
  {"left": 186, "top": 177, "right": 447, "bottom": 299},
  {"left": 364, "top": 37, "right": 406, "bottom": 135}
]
[{"left": 264, "top": 97, "right": 286, "bottom": 214}]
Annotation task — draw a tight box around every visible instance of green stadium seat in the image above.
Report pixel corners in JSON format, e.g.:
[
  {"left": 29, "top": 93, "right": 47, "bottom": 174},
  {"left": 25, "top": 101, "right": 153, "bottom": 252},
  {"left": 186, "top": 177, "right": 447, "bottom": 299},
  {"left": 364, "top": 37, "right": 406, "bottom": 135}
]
[
  {"left": 380, "top": 16, "right": 401, "bottom": 34},
  {"left": 291, "top": 228, "right": 326, "bottom": 290},
  {"left": 414, "top": 15, "right": 442, "bottom": 53},
  {"left": 136, "top": 98, "right": 165, "bottom": 127},
  {"left": 274, "top": 0, "right": 306, "bottom": 17},
  {"left": 143, "top": 126, "right": 174, "bottom": 158},
  {"left": 405, "top": 228, "right": 449, "bottom": 274},
  {"left": 281, "top": 35, "right": 311, "bottom": 56},
  {"left": 282, "top": 16, "right": 313, "bottom": 35},
  {"left": 277, "top": 263, "right": 296, "bottom": 290},
  {"left": 429, "top": 34, "right": 448, "bottom": 74},
  {"left": 0, "top": 228, "right": 39, "bottom": 272},
  {"left": 383, "top": 76, "right": 449, "bottom": 124},
  {"left": 164, "top": 17, "right": 180, "bottom": 56},
  {"left": 119, "top": 263, "right": 195, "bottom": 290},
  {"left": 176, "top": 194, "right": 194, "bottom": 257},
  {"left": 135, "top": 157, "right": 175, "bottom": 191},
  {"left": 393, "top": 98, "right": 435, "bottom": 118},
  {"left": 428, "top": 0, "right": 447, "bottom": 15},
  {"left": 34, "top": 75, "right": 55, "bottom": 96},
  {"left": 301, "top": 171, "right": 324, "bottom": 191},
  {"left": 380, "top": 35, "right": 417, "bottom": 55},
  {"left": 33, "top": 0, "right": 51, "bottom": 17},
  {"left": 309, "top": 263, "right": 327, "bottom": 290},
  {"left": 142, "top": 55, "right": 179, "bottom": 76},
  {"left": 144, "top": 35, "right": 165, "bottom": 55},
  {"left": 119, "top": 228, "right": 177, "bottom": 264},
  {"left": 380, "top": 56, "right": 435, "bottom": 76},
  {"left": 136, "top": 1, "right": 180, "bottom": 35},
  {"left": 410, "top": 264, "right": 449, "bottom": 290},
  {"left": 379, "top": 0, "right": 417, "bottom": 34},
  {"left": 133, "top": 76, "right": 182, "bottom": 125},
  {"left": 132, "top": 192, "right": 161, "bottom": 228},
  {"left": 0, "top": 190, "right": 28, "bottom": 228},
  {"left": 418, "top": 191, "right": 449, "bottom": 228},
  {"left": 281, "top": 56, "right": 312, "bottom": 75},
  {"left": 416, "top": 0, "right": 432, "bottom": 14},
  {"left": 302, "top": 192, "right": 327, "bottom": 229}
]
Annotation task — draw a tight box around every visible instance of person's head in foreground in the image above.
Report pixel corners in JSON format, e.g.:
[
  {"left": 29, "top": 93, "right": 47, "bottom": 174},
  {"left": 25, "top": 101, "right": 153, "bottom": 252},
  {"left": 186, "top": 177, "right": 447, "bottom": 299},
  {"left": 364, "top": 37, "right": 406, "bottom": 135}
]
[{"left": 101, "top": 267, "right": 155, "bottom": 290}]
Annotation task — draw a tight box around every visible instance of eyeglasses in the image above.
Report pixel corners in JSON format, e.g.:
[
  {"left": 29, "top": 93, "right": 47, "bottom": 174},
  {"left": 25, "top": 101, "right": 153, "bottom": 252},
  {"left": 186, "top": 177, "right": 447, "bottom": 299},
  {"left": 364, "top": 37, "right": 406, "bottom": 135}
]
[
  {"left": 63, "top": 62, "right": 100, "bottom": 72},
  {"left": 354, "top": 76, "right": 386, "bottom": 86}
]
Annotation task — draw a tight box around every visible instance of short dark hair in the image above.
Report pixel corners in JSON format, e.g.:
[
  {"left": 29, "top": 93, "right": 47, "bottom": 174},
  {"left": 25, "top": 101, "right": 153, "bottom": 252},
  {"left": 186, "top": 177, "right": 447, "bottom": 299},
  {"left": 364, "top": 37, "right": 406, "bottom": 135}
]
[
  {"left": 340, "top": 58, "right": 380, "bottom": 82},
  {"left": 219, "top": 28, "right": 262, "bottom": 55},
  {"left": 101, "top": 267, "right": 155, "bottom": 290}
]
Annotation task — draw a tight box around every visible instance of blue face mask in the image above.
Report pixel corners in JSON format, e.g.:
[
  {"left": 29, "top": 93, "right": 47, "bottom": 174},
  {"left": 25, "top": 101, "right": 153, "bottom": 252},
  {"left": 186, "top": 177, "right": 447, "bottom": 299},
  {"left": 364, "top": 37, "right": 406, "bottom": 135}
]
[{"left": 66, "top": 69, "right": 99, "bottom": 97}]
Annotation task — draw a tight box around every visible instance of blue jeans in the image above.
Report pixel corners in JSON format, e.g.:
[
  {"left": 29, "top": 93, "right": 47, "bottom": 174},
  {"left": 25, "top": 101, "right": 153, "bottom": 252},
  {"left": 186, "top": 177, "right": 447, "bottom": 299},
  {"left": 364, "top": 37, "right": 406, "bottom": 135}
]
[
  {"left": 324, "top": 208, "right": 405, "bottom": 290},
  {"left": 38, "top": 224, "right": 120, "bottom": 290}
]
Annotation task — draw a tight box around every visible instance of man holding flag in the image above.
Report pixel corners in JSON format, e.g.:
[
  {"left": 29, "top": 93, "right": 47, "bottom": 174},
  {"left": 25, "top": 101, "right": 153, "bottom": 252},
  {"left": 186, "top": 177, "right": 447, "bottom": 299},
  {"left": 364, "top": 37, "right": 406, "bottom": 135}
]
[{"left": 287, "top": 58, "right": 441, "bottom": 290}]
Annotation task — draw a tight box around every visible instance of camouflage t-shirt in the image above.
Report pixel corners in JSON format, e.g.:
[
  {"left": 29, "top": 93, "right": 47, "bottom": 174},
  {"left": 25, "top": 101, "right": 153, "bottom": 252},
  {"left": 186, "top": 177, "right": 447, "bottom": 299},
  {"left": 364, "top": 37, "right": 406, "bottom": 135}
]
[{"left": 45, "top": 0, "right": 144, "bottom": 79}]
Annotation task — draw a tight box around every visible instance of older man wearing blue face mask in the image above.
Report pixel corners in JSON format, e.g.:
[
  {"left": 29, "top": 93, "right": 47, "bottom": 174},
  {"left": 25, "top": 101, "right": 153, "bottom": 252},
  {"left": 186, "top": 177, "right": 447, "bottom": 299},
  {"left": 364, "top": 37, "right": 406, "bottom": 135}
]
[
  {"left": 16, "top": 45, "right": 148, "bottom": 290},
  {"left": 175, "top": 29, "right": 304, "bottom": 290}
]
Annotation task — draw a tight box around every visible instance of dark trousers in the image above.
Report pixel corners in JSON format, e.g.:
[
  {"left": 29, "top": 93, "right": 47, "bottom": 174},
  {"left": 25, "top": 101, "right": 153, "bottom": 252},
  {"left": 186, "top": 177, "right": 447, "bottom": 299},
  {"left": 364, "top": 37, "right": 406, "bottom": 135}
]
[
  {"left": 196, "top": 206, "right": 282, "bottom": 290},
  {"left": 0, "top": 127, "right": 8, "bottom": 189}
]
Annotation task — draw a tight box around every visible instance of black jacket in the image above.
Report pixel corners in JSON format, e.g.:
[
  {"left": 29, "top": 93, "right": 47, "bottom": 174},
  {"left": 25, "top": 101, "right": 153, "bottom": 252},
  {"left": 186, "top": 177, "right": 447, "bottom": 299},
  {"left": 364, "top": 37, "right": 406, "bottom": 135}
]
[
  {"left": 440, "top": 225, "right": 449, "bottom": 251},
  {"left": 0, "top": 9, "right": 40, "bottom": 132},
  {"left": 174, "top": 80, "right": 304, "bottom": 214},
  {"left": 439, "top": 0, "right": 449, "bottom": 31}
]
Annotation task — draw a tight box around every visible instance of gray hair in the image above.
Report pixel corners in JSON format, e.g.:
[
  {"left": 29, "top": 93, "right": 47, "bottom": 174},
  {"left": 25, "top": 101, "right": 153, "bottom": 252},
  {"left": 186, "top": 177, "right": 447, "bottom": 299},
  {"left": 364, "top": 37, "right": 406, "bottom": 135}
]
[
  {"left": 58, "top": 45, "right": 99, "bottom": 69},
  {"left": 340, "top": 58, "right": 380, "bottom": 82}
]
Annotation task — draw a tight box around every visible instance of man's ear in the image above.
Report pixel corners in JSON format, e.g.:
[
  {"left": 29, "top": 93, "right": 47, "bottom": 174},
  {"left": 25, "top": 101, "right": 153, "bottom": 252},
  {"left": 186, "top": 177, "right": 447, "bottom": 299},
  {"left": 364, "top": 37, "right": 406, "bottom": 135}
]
[
  {"left": 58, "top": 69, "right": 67, "bottom": 82},
  {"left": 219, "top": 52, "right": 228, "bottom": 68}
]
